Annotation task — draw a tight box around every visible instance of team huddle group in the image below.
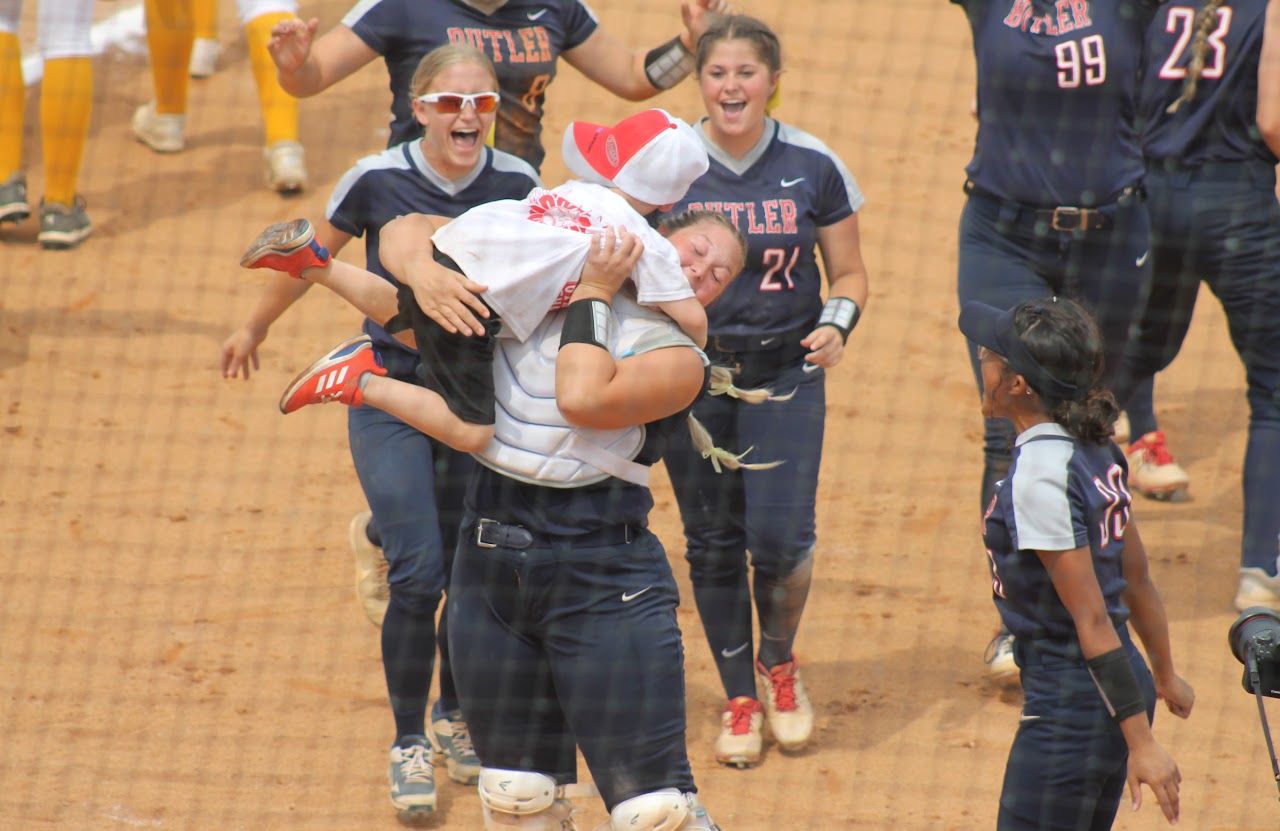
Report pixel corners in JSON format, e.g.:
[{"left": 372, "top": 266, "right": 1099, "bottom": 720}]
[{"left": 14, "top": 0, "right": 1262, "bottom": 828}]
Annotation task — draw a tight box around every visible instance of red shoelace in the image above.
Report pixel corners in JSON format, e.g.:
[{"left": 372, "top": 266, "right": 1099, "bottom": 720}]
[
  {"left": 725, "top": 698, "right": 762, "bottom": 734},
  {"left": 1134, "top": 432, "right": 1176, "bottom": 465},
  {"left": 766, "top": 665, "right": 799, "bottom": 711}
]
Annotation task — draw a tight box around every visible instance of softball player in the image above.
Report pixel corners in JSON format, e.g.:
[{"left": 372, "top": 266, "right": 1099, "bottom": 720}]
[
  {"left": 240, "top": 216, "right": 742, "bottom": 830},
  {"left": 222, "top": 44, "right": 539, "bottom": 818},
  {"left": 1113, "top": 0, "right": 1280, "bottom": 610},
  {"left": 960, "top": 296, "right": 1194, "bottom": 831},
  {"left": 657, "top": 14, "right": 870, "bottom": 768},
  {"left": 953, "top": 0, "right": 1162, "bottom": 675},
  {"left": 0, "top": 0, "right": 94, "bottom": 247},
  {"left": 132, "top": 0, "right": 309, "bottom": 192},
  {"left": 266, "top": 0, "right": 727, "bottom": 169}
]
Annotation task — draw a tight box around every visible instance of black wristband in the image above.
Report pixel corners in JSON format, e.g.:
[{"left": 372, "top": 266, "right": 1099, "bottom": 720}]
[
  {"left": 1085, "top": 647, "right": 1147, "bottom": 721},
  {"left": 644, "top": 36, "right": 694, "bottom": 90},
  {"left": 818, "top": 297, "right": 860, "bottom": 343},
  {"left": 559, "top": 298, "right": 613, "bottom": 351}
]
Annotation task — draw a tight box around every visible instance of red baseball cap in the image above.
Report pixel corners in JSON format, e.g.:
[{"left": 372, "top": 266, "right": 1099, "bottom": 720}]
[{"left": 561, "top": 108, "right": 708, "bottom": 206}]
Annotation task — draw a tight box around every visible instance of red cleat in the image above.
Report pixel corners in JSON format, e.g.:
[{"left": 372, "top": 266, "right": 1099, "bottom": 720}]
[
  {"left": 240, "top": 218, "right": 330, "bottom": 278},
  {"left": 279, "top": 335, "right": 386, "bottom": 414}
]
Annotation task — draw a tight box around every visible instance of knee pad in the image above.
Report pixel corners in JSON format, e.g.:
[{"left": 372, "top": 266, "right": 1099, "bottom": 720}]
[
  {"left": 478, "top": 768, "right": 575, "bottom": 830},
  {"left": 607, "top": 789, "right": 690, "bottom": 831}
]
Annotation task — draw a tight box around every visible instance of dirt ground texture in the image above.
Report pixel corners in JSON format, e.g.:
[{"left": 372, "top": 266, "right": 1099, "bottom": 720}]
[{"left": 2, "top": 1, "right": 1278, "bottom": 829}]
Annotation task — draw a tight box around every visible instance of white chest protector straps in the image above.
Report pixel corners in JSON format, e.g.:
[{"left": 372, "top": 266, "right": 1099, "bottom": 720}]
[{"left": 474, "top": 294, "right": 707, "bottom": 488}]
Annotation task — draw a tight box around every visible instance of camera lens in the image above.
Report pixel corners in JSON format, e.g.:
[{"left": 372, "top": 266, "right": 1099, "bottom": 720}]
[{"left": 1229, "top": 606, "right": 1280, "bottom": 664}]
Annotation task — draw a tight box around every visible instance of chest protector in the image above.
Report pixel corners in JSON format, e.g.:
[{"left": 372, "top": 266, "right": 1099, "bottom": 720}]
[{"left": 475, "top": 294, "right": 706, "bottom": 488}]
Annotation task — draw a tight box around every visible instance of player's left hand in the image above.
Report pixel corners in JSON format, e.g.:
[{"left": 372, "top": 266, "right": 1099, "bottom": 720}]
[
  {"left": 1156, "top": 673, "right": 1195, "bottom": 719},
  {"left": 801, "top": 325, "right": 845, "bottom": 369},
  {"left": 680, "top": 0, "right": 732, "bottom": 48},
  {"left": 1125, "top": 740, "right": 1181, "bottom": 824},
  {"left": 579, "top": 226, "right": 644, "bottom": 298}
]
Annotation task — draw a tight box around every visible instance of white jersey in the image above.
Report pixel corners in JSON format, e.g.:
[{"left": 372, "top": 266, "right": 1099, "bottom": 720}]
[
  {"left": 430, "top": 180, "right": 695, "bottom": 342},
  {"left": 475, "top": 292, "right": 706, "bottom": 488}
]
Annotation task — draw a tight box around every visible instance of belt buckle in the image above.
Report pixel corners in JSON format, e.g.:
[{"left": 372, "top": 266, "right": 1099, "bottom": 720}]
[
  {"left": 1050, "top": 206, "right": 1082, "bottom": 232},
  {"left": 476, "top": 518, "right": 499, "bottom": 549}
]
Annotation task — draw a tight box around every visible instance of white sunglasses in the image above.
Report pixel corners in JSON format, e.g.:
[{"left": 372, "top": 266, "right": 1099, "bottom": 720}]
[{"left": 415, "top": 91, "right": 501, "bottom": 114}]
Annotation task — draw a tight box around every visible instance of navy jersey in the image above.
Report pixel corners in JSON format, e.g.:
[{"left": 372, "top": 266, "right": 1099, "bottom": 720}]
[
  {"left": 325, "top": 142, "right": 540, "bottom": 352},
  {"left": 981, "top": 422, "right": 1134, "bottom": 643},
  {"left": 467, "top": 368, "right": 710, "bottom": 536},
  {"left": 667, "top": 119, "right": 863, "bottom": 339},
  {"left": 955, "top": 0, "right": 1162, "bottom": 206},
  {"left": 342, "top": 0, "right": 597, "bottom": 166},
  {"left": 1141, "top": 0, "right": 1278, "bottom": 165}
]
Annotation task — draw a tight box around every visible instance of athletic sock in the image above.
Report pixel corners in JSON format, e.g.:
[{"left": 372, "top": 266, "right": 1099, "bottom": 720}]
[
  {"left": 0, "top": 33, "right": 23, "bottom": 178},
  {"left": 40, "top": 57, "right": 93, "bottom": 205},
  {"left": 193, "top": 0, "right": 218, "bottom": 42},
  {"left": 244, "top": 12, "right": 298, "bottom": 146},
  {"left": 382, "top": 593, "right": 440, "bottom": 744},
  {"left": 144, "top": 0, "right": 193, "bottom": 114}
]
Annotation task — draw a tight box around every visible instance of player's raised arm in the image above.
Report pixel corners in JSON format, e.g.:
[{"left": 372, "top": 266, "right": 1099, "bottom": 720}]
[{"left": 1259, "top": 0, "right": 1280, "bottom": 154}]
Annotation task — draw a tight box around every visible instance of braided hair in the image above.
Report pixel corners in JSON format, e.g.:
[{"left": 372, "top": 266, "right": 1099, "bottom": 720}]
[{"left": 1167, "top": 0, "right": 1228, "bottom": 113}]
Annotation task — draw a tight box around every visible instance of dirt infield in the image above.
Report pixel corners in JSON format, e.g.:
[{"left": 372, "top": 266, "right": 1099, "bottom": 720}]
[{"left": 2, "top": 1, "right": 1278, "bottom": 829}]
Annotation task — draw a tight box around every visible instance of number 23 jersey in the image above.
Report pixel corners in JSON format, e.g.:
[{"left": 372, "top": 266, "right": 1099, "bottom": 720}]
[
  {"left": 668, "top": 118, "right": 864, "bottom": 339},
  {"left": 954, "top": 0, "right": 1163, "bottom": 207}
]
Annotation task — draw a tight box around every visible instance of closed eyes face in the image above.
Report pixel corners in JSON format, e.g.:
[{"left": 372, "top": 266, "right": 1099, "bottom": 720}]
[{"left": 669, "top": 223, "right": 744, "bottom": 307}]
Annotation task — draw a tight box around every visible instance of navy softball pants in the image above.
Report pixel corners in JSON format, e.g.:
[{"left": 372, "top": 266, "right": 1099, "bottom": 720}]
[
  {"left": 348, "top": 346, "right": 473, "bottom": 728},
  {"left": 663, "top": 357, "right": 825, "bottom": 700},
  {"left": 958, "top": 189, "right": 1152, "bottom": 511},
  {"left": 999, "top": 629, "right": 1157, "bottom": 831},
  {"left": 446, "top": 521, "right": 696, "bottom": 811},
  {"left": 1115, "top": 161, "right": 1280, "bottom": 575}
]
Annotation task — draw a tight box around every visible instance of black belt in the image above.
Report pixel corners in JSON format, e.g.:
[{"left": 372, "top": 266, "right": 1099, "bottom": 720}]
[
  {"left": 964, "top": 180, "right": 1143, "bottom": 232},
  {"left": 474, "top": 517, "right": 635, "bottom": 550},
  {"left": 710, "top": 324, "right": 811, "bottom": 354}
]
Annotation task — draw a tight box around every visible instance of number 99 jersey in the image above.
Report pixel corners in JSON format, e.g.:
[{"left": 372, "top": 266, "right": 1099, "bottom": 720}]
[
  {"left": 954, "top": 0, "right": 1163, "bottom": 207},
  {"left": 980, "top": 423, "right": 1134, "bottom": 645},
  {"left": 666, "top": 118, "right": 864, "bottom": 340}
]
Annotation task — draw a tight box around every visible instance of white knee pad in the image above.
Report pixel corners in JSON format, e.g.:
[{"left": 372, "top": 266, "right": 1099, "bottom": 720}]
[
  {"left": 479, "top": 768, "right": 575, "bottom": 830},
  {"left": 608, "top": 789, "right": 690, "bottom": 831}
]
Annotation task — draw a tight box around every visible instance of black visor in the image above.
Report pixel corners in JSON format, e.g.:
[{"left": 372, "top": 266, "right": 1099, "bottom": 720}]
[{"left": 959, "top": 301, "right": 1085, "bottom": 402}]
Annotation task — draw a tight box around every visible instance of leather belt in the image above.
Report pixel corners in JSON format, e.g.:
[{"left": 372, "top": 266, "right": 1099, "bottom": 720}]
[
  {"left": 475, "top": 518, "right": 635, "bottom": 550},
  {"left": 964, "top": 180, "right": 1143, "bottom": 233}
]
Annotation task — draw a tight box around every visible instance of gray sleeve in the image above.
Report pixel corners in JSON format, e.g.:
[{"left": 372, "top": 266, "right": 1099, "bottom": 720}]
[{"left": 1010, "top": 440, "right": 1078, "bottom": 551}]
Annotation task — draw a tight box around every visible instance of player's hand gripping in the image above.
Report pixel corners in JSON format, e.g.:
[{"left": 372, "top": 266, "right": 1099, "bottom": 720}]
[
  {"left": 1125, "top": 736, "right": 1182, "bottom": 825},
  {"left": 221, "top": 324, "right": 267, "bottom": 380},
  {"left": 680, "top": 0, "right": 732, "bottom": 50},
  {"left": 268, "top": 17, "right": 320, "bottom": 74},
  {"left": 1156, "top": 672, "right": 1195, "bottom": 719},
  {"left": 578, "top": 226, "right": 644, "bottom": 300},
  {"left": 801, "top": 324, "right": 845, "bottom": 370},
  {"left": 406, "top": 257, "right": 491, "bottom": 336}
]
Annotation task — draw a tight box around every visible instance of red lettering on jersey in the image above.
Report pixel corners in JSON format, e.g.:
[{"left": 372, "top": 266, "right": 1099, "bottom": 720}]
[
  {"left": 534, "top": 27, "right": 551, "bottom": 62},
  {"left": 1029, "top": 13, "right": 1059, "bottom": 36},
  {"left": 1003, "top": 0, "right": 1033, "bottom": 29},
  {"left": 1055, "top": 1, "right": 1075, "bottom": 34},
  {"left": 551, "top": 279, "right": 579, "bottom": 311},
  {"left": 762, "top": 200, "right": 781, "bottom": 234},
  {"left": 447, "top": 27, "right": 465, "bottom": 44},
  {"left": 745, "top": 203, "right": 765, "bottom": 234},
  {"left": 686, "top": 202, "right": 705, "bottom": 211},
  {"left": 519, "top": 28, "right": 540, "bottom": 61},
  {"left": 482, "top": 30, "right": 506, "bottom": 58},
  {"left": 501, "top": 31, "right": 525, "bottom": 63},
  {"left": 1071, "top": 0, "right": 1092, "bottom": 28},
  {"left": 780, "top": 200, "right": 797, "bottom": 234}
]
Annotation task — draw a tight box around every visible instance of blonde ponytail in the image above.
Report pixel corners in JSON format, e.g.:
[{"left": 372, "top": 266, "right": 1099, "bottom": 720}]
[{"left": 1167, "top": 0, "right": 1227, "bottom": 114}]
